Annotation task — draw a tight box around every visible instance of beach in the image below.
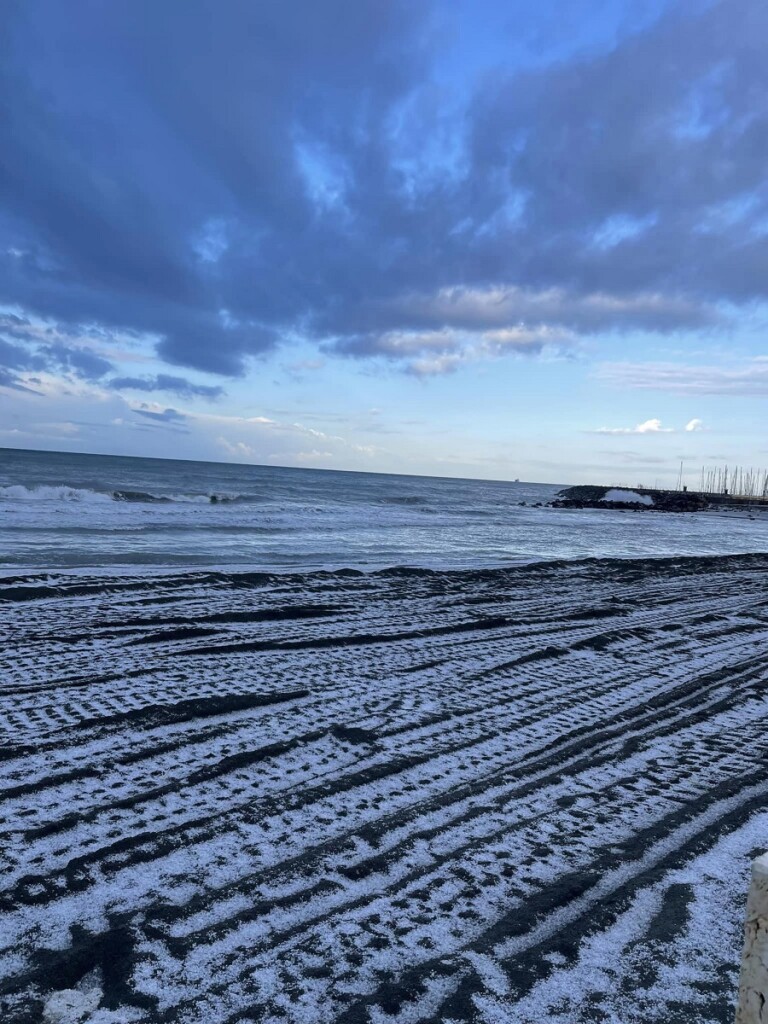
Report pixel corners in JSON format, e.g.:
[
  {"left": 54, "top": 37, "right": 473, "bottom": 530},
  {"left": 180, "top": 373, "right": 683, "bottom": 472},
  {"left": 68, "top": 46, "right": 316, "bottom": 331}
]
[
  {"left": 2, "top": 553, "right": 768, "bottom": 1022},
  {"left": 3, "top": 0, "right": 767, "bottom": 1019}
]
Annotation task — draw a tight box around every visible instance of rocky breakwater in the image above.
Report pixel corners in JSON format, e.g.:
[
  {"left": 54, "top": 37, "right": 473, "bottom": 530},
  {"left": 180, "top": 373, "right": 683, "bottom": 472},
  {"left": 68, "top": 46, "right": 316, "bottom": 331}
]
[{"left": 551, "top": 485, "right": 710, "bottom": 513}]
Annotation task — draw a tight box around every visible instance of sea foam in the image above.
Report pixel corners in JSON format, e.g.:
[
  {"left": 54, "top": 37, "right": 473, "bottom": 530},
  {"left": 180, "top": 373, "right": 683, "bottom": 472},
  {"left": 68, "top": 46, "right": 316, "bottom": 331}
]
[{"left": 0, "top": 484, "right": 113, "bottom": 503}]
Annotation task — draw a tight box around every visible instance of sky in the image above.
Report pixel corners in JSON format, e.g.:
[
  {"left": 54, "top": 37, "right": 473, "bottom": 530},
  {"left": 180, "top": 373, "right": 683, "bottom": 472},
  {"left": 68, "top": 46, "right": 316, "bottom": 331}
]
[{"left": 1, "top": 0, "right": 767, "bottom": 486}]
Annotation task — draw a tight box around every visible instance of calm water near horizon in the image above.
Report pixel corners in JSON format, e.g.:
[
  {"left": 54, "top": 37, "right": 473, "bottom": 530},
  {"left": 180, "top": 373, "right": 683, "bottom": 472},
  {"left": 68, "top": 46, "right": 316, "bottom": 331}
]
[{"left": 2, "top": 446, "right": 768, "bottom": 572}]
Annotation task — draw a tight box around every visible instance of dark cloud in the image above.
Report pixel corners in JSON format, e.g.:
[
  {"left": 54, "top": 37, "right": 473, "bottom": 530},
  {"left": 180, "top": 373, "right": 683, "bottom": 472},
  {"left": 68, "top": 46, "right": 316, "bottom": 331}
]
[
  {"left": 0, "top": 366, "right": 41, "bottom": 393},
  {"left": 133, "top": 407, "right": 187, "bottom": 423},
  {"left": 0, "top": 313, "right": 36, "bottom": 340},
  {"left": 0, "top": 0, "right": 766, "bottom": 375},
  {"left": 38, "top": 343, "right": 113, "bottom": 381},
  {"left": 0, "top": 336, "right": 38, "bottom": 371},
  {"left": 0, "top": 322, "right": 45, "bottom": 388},
  {"left": 0, "top": 313, "right": 114, "bottom": 385},
  {"left": 108, "top": 375, "right": 225, "bottom": 399}
]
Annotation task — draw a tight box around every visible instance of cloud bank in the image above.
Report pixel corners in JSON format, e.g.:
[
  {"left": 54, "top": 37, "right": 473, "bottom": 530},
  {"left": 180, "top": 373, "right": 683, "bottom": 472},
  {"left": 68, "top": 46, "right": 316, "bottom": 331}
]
[{"left": 0, "top": 0, "right": 767, "bottom": 385}]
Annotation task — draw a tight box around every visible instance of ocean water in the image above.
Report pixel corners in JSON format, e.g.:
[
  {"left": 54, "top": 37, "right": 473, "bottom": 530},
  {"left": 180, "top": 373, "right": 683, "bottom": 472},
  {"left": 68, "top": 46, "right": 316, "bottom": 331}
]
[{"left": 2, "top": 446, "right": 768, "bottom": 572}]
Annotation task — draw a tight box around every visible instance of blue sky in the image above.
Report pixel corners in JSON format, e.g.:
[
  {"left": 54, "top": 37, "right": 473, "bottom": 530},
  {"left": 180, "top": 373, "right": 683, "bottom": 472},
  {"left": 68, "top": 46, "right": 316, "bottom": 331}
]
[{"left": 1, "top": 0, "right": 767, "bottom": 486}]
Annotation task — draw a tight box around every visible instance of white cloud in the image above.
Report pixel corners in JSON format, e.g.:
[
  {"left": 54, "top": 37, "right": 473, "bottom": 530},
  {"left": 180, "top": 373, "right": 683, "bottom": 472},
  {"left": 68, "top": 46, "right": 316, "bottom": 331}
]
[
  {"left": 285, "top": 450, "right": 334, "bottom": 461},
  {"left": 218, "top": 438, "right": 259, "bottom": 459},
  {"left": 481, "top": 325, "right": 574, "bottom": 351},
  {"left": 592, "top": 212, "right": 658, "bottom": 250},
  {"left": 47, "top": 421, "right": 80, "bottom": 435},
  {"left": 405, "top": 353, "right": 465, "bottom": 377},
  {"left": 213, "top": 409, "right": 384, "bottom": 466},
  {"left": 379, "top": 285, "right": 722, "bottom": 334},
  {"left": 192, "top": 217, "right": 230, "bottom": 264},
  {"left": 685, "top": 417, "right": 704, "bottom": 431},
  {"left": 285, "top": 357, "right": 326, "bottom": 375},
  {"left": 592, "top": 418, "right": 674, "bottom": 435},
  {"left": 335, "top": 285, "right": 724, "bottom": 375},
  {"left": 596, "top": 358, "right": 768, "bottom": 395},
  {"left": 356, "top": 323, "right": 575, "bottom": 376}
]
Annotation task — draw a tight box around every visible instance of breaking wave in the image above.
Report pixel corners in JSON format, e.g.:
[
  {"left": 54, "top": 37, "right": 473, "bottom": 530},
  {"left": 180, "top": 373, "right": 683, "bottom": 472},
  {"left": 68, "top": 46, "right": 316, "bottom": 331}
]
[
  {"left": 0, "top": 485, "right": 114, "bottom": 503},
  {"left": 0, "top": 485, "right": 249, "bottom": 504}
]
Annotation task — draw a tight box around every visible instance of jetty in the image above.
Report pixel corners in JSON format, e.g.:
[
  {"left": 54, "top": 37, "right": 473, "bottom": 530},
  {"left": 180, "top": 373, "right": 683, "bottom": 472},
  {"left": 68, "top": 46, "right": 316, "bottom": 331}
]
[{"left": 554, "top": 466, "right": 768, "bottom": 513}]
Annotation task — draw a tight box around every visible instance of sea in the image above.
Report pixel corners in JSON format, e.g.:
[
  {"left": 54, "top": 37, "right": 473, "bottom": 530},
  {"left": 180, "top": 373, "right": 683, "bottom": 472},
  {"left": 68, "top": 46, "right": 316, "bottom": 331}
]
[{"left": 2, "top": 446, "right": 768, "bottom": 573}]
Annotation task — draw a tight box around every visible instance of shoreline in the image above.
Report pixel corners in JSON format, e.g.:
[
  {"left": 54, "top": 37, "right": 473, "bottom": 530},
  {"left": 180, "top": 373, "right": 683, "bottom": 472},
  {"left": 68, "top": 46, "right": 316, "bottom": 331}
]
[{"left": 3, "top": 531, "right": 768, "bottom": 582}]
